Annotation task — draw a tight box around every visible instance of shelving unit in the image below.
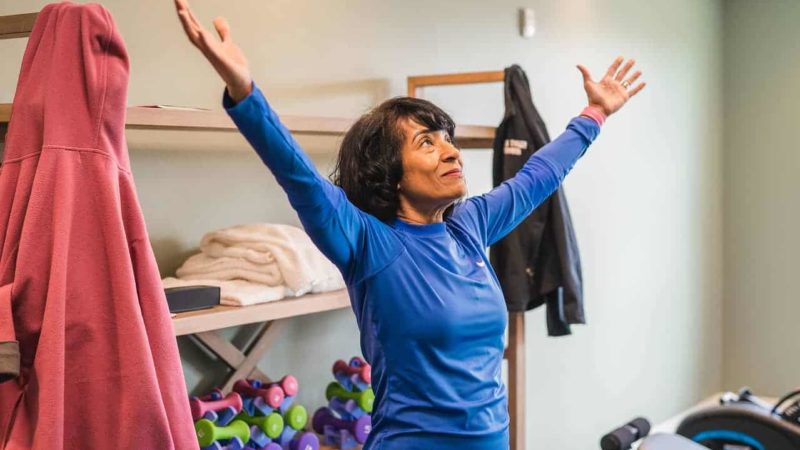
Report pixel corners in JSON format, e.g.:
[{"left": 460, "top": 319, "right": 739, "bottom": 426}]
[{"left": 0, "top": 103, "right": 496, "bottom": 151}]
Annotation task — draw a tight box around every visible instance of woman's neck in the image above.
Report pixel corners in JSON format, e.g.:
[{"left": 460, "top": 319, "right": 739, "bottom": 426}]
[{"left": 396, "top": 200, "right": 448, "bottom": 225}]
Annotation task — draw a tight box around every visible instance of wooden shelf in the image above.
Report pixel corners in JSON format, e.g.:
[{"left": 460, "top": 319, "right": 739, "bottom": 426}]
[
  {"left": 0, "top": 104, "right": 496, "bottom": 150},
  {"left": 0, "top": 12, "right": 37, "bottom": 40},
  {"left": 171, "top": 289, "right": 351, "bottom": 336}
]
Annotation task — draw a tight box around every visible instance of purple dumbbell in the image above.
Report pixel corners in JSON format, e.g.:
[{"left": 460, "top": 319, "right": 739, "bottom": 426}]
[
  {"left": 289, "top": 432, "right": 319, "bottom": 450},
  {"left": 323, "top": 426, "right": 358, "bottom": 450},
  {"left": 312, "top": 407, "right": 371, "bottom": 444},
  {"left": 191, "top": 392, "right": 244, "bottom": 421}
]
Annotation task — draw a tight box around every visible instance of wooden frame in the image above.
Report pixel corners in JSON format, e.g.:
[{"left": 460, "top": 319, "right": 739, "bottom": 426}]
[
  {"left": 407, "top": 70, "right": 505, "bottom": 97},
  {"left": 407, "top": 69, "right": 527, "bottom": 450}
]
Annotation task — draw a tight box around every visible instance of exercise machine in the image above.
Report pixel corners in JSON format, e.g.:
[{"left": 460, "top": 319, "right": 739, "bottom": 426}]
[{"left": 601, "top": 387, "right": 800, "bottom": 450}]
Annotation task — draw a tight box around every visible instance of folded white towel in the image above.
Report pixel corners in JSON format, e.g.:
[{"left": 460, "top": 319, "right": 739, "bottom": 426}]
[
  {"left": 162, "top": 277, "right": 289, "bottom": 307},
  {"left": 176, "top": 253, "right": 282, "bottom": 286},
  {"left": 199, "top": 224, "right": 344, "bottom": 296}
]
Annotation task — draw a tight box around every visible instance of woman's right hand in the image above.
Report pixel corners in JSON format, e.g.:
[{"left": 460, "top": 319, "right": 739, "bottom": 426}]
[{"left": 174, "top": 0, "right": 252, "bottom": 103}]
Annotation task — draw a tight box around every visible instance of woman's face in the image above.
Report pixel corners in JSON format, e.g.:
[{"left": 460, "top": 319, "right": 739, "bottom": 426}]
[{"left": 397, "top": 118, "right": 466, "bottom": 212}]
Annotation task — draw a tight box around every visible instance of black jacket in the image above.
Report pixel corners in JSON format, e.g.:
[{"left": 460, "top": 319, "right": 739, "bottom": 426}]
[{"left": 489, "top": 64, "right": 585, "bottom": 336}]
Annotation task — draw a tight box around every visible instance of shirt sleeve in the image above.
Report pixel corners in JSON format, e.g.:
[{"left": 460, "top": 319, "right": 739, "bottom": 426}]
[
  {"left": 223, "top": 83, "right": 400, "bottom": 283},
  {"left": 449, "top": 116, "right": 600, "bottom": 248}
]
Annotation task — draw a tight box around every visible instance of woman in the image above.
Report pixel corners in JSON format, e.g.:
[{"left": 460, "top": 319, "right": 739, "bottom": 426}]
[{"left": 175, "top": 2, "right": 645, "bottom": 449}]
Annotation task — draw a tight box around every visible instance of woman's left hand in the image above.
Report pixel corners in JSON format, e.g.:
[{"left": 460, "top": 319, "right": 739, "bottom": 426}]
[{"left": 577, "top": 57, "right": 646, "bottom": 116}]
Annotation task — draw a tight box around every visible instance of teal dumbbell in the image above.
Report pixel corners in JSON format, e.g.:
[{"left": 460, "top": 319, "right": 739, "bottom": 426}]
[
  {"left": 195, "top": 418, "right": 251, "bottom": 447},
  {"left": 325, "top": 382, "right": 374, "bottom": 413}
]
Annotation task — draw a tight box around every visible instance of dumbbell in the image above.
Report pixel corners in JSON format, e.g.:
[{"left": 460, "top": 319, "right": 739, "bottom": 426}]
[
  {"left": 283, "top": 404, "right": 309, "bottom": 430},
  {"left": 245, "top": 426, "right": 284, "bottom": 450},
  {"left": 234, "top": 380, "right": 285, "bottom": 409},
  {"left": 278, "top": 394, "right": 296, "bottom": 415},
  {"left": 235, "top": 412, "right": 284, "bottom": 439},
  {"left": 325, "top": 382, "right": 374, "bottom": 413},
  {"left": 192, "top": 388, "right": 224, "bottom": 402},
  {"left": 246, "top": 425, "right": 271, "bottom": 449},
  {"left": 271, "top": 375, "right": 299, "bottom": 397},
  {"left": 191, "top": 392, "right": 244, "bottom": 421},
  {"left": 333, "top": 358, "right": 371, "bottom": 384},
  {"left": 195, "top": 418, "right": 251, "bottom": 447},
  {"left": 200, "top": 436, "right": 245, "bottom": 450},
  {"left": 322, "top": 427, "right": 358, "bottom": 450},
  {"left": 312, "top": 407, "right": 372, "bottom": 444},
  {"left": 329, "top": 396, "right": 366, "bottom": 421},
  {"left": 333, "top": 358, "right": 371, "bottom": 392},
  {"left": 277, "top": 427, "right": 320, "bottom": 450},
  {"left": 249, "top": 375, "right": 299, "bottom": 397}
]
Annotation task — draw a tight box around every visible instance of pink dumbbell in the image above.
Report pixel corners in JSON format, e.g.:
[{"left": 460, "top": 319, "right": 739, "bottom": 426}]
[
  {"left": 264, "top": 374, "right": 299, "bottom": 397},
  {"left": 191, "top": 388, "right": 224, "bottom": 403},
  {"left": 332, "top": 358, "right": 371, "bottom": 385},
  {"left": 233, "top": 379, "right": 284, "bottom": 409},
  {"left": 190, "top": 392, "right": 243, "bottom": 421}
]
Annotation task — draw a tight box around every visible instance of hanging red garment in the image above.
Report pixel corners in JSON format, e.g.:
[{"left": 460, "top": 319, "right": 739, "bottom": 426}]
[{"left": 0, "top": 3, "right": 196, "bottom": 449}]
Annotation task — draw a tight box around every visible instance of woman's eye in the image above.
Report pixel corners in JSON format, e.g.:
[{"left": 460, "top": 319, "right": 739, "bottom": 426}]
[{"left": 421, "top": 138, "right": 433, "bottom": 146}]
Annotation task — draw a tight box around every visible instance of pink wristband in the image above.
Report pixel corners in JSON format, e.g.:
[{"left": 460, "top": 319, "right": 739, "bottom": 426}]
[{"left": 580, "top": 105, "right": 606, "bottom": 126}]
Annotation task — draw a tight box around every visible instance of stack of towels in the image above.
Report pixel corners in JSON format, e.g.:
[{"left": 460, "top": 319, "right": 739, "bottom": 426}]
[{"left": 163, "top": 224, "right": 345, "bottom": 306}]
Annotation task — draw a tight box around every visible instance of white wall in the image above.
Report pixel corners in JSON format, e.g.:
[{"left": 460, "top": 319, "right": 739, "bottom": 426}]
[
  {"left": 722, "top": 0, "right": 800, "bottom": 395},
  {"left": 0, "top": 1, "right": 724, "bottom": 448}
]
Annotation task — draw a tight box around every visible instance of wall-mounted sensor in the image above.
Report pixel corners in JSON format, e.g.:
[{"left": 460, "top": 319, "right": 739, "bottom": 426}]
[{"left": 519, "top": 7, "right": 535, "bottom": 38}]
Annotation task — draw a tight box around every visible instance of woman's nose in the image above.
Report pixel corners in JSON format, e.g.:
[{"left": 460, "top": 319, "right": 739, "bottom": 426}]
[{"left": 441, "top": 142, "right": 460, "bottom": 161}]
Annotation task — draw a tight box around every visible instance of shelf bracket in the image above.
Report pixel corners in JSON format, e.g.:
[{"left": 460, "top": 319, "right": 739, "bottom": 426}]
[{"left": 191, "top": 318, "right": 289, "bottom": 393}]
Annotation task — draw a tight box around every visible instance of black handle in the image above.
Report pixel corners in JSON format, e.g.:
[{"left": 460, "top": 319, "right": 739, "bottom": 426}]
[{"left": 600, "top": 417, "right": 651, "bottom": 450}]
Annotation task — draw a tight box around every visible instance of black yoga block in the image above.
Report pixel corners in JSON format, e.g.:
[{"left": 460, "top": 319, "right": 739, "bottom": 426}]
[{"left": 165, "top": 285, "right": 220, "bottom": 313}]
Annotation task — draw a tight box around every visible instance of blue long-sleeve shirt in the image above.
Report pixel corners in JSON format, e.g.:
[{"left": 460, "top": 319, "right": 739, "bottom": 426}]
[{"left": 224, "top": 84, "right": 600, "bottom": 450}]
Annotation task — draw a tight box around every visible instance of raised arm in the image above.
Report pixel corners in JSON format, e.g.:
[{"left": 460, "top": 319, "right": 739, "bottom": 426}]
[
  {"left": 174, "top": 0, "right": 398, "bottom": 281},
  {"left": 451, "top": 57, "right": 646, "bottom": 247}
]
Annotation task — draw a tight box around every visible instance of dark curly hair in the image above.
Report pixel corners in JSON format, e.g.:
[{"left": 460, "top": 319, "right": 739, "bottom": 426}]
[{"left": 331, "top": 97, "right": 456, "bottom": 223}]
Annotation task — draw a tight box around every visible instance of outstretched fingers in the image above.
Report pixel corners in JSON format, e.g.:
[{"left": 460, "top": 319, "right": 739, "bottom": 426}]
[
  {"left": 615, "top": 59, "right": 636, "bottom": 82},
  {"left": 577, "top": 64, "right": 594, "bottom": 84},
  {"left": 625, "top": 70, "right": 642, "bottom": 87},
  {"left": 175, "top": 0, "right": 200, "bottom": 43},
  {"left": 213, "top": 17, "right": 231, "bottom": 42},
  {"left": 628, "top": 81, "right": 647, "bottom": 97},
  {"left": 605, "top": 56, "right": 624, "bottom": 79}
]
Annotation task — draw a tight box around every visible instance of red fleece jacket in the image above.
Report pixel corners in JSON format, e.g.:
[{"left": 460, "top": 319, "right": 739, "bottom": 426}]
[{"left": 0, "top": 3, "right": 196, "bottom": 448}]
